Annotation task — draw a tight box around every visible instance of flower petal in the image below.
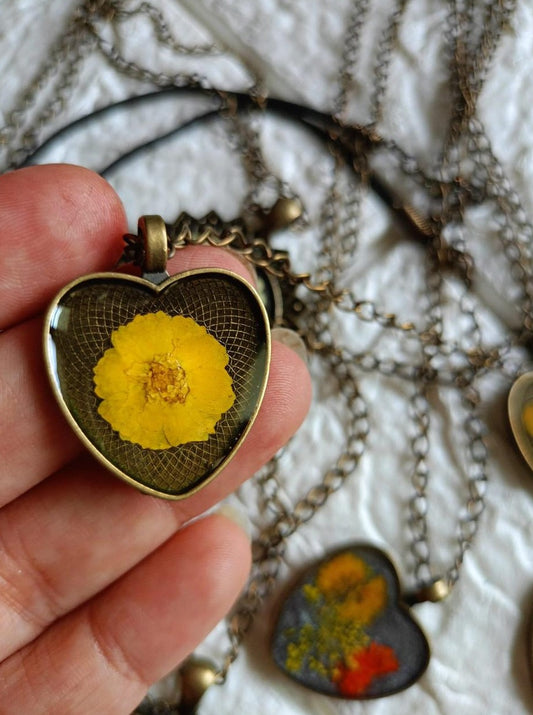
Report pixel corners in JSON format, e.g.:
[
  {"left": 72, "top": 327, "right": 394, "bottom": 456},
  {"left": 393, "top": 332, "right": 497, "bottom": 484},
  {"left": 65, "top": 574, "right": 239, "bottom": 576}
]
[{"left": 93, "top": 311, "right": 236, "bottom": 449}]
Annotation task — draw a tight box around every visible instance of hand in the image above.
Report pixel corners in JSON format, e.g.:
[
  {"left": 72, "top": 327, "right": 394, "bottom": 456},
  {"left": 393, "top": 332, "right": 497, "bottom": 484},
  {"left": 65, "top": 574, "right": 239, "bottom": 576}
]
[{"left": 0, "top": 165, "right": 311, "bottom": 713}]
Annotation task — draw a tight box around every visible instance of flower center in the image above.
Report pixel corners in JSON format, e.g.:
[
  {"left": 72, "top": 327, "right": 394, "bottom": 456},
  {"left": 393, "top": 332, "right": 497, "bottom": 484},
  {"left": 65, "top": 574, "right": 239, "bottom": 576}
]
[{"left": 145, "top": 355, "right": 190, "bottom": 404}]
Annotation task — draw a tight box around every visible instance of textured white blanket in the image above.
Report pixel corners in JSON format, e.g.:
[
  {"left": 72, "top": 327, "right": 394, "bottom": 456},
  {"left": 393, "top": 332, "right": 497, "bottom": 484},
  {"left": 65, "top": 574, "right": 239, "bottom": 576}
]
[{"left": 3, "top": 2, "right": 533, "bottom": 714}]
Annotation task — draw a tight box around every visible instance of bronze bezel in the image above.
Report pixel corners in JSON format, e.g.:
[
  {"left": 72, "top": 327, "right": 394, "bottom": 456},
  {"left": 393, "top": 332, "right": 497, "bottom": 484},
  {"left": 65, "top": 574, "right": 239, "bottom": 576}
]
[{"left": 43, "top": 268, "right": 271, "bottom": 499}]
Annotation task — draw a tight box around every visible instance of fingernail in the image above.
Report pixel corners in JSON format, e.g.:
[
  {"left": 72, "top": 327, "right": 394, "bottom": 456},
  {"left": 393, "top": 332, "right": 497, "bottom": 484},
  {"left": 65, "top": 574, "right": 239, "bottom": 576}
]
[
  {"left": 214, "top": 502, "right": 252, "bottom": 541},
  {"left": 271, "top": 327, "right": 308, "bottom": 364}
]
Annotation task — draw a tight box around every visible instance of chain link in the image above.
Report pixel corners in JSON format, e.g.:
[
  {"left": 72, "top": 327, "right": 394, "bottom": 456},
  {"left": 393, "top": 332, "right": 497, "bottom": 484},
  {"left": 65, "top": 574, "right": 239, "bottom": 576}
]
[
  {"left": 368, "top": 0, "right": 409, "bottom": 127},
  {"left": 0, "top": 0, "right": 232, "bottom": 170},
  {"left": 114, "top": 2, "right": 219, "bottom": 55},
  {"left": 0, "top": 2, "right": 101, "bottom": 169},
  {"left": 334, "top": 0, "right": 370, "bottom": 119}
]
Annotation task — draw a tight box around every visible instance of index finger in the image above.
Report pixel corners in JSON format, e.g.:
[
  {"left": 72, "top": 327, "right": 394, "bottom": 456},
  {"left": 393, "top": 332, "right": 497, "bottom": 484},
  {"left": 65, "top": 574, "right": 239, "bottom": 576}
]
[{"left": 0, "top": 164, "right": 127, "bottom": 330}]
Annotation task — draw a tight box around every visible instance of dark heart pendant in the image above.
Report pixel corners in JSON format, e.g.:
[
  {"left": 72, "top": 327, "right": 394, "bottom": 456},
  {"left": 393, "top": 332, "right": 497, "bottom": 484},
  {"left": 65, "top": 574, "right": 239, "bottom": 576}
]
[
  {"left": 44, "top": 216, "right": 270, "bottom": 499},
  {"left": 508, "top": 373, "right": 533, "bottom": 471},
  {"left": 272, "top": 544, "right": 429, "bottom": 699}
]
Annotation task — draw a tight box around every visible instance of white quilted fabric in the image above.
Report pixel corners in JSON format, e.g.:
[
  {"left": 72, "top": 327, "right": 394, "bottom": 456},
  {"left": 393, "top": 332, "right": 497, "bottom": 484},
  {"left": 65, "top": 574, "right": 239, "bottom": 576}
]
[{"left": 2, "top": 2, "right": 533, "bottom": 714}]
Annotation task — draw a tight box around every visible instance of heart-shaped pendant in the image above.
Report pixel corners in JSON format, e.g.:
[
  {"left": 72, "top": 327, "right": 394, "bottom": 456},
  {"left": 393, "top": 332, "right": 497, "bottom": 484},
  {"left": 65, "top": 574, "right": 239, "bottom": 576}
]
[
  {"left": 44, "top": 216, "right": 270, "bottom": 499},
  {"left": 272, "top": 544, "right": 429, "bottom": 699},
  {"left": 508, "top": 372, "right": 533, "bottom": 471}
]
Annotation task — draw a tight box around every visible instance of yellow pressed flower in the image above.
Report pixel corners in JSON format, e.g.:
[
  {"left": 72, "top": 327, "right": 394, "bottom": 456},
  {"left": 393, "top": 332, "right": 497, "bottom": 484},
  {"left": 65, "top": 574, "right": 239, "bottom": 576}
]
[
  {"left": 336, "top": 574, "right": 387, "bottom": 623},
  {"left": 93, "top": 311, "right": 235, "bottom": 449},
  {"left": 316, "top": 553, "right": 387, "bottom": 626},
  {"left": 284, "top": 593, "right": 369, "bottom": 676},
  {"left": 316, "top": 553, "right": 368, "bottom": 597}
]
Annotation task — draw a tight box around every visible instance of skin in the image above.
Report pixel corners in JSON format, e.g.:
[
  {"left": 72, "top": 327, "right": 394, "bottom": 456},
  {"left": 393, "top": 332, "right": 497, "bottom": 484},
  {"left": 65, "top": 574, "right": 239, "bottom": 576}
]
[{"left": 0, "top": 164, "right": 311, "bottom": 713}]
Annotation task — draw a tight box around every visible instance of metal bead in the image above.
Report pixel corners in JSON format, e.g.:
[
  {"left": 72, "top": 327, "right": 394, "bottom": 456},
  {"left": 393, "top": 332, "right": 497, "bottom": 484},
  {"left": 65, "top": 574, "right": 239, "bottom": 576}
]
[
  {"left": 177, "top": 656, "right": 218, "bottom": 714},
  {"left": 410, "top": 578, "right": 452, "bottom": 604},
  {"left": 262, "top": 197, "right": 304, "bottom": 233}
]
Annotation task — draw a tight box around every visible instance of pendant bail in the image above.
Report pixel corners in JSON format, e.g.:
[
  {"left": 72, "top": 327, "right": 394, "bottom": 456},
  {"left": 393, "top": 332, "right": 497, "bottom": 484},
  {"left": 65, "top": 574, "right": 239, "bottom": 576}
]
[
  {"left": 407, "top": 577, "right": 452, "bottom": 605},
  {"left": 138, "top": 214, "right": 169, "bottom": 282}
]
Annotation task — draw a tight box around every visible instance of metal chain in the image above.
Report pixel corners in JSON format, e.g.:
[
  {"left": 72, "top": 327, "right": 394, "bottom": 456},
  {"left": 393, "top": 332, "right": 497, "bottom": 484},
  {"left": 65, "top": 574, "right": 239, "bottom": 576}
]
[
  {"left": 149, "top": 0, "right": 528, "bottom": 613},
  {"left": 0, "top": 0, "right": 243, "bottom": 171},
  {"left": 113, "top": 2, "right": 219, "bottom": 55},
  {"left": 91, "top": 31, "right": 208, "bottom": 89},
  {"left": 5, "top": 1, "right": 533, "bottom": 711},
  {"left": 215, "top": 345, "right": 370, "bottom": 683},
  {"left": 333, "top": 0, "right": 370, "bottom": 119},
  {"left": 315, "top": 149, "right": 345, "bottom": 285},
  {"left": 0, "top": 1, "right": 103, "bottom": 169},
  {"left": 315, "top": 142, "right": 364, "bottom": 285},
  {"left": 224, "top": 112, "right": 286, "bottom": 213},
  {"left": 367, "top": 0, "right": 409, "bottom": 128}
]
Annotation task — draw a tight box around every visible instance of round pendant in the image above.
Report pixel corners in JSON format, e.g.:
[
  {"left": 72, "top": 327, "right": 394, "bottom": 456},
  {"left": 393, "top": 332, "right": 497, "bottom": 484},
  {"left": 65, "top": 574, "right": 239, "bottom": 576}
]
[
  {"left": 271, "top": 544, "right": 429, "bottom": 699},
  {"left": 44, "top": 220, "right": 270, "bottom": 499},
  {"left": 508, "top": 372, "right": 533, "bottom": 471}
]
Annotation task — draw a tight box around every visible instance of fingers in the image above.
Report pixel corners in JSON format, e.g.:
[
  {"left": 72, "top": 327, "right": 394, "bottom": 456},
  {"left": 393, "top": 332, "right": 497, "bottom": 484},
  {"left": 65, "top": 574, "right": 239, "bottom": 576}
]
[
  {"left": 0, "top": 163, "right": 253, "bottom": 331},
  {"left": 0, "top": 164, "right": 127, "bottom": 330},
  {"left": 0, "top": 317, "right": 81, "bottom": 505},
  {"left": 0, "top": 163, "right": 260, "bottom": 503},
  {"left": 0, "top": 164, "right": 311, "bottom": 710},
  {"left": 0, "top": 513, "right": 251, "bottom": 714},
  {"left": 0, "top": 341, "right": 310, "bottom": 660},
  {"left": 176, "top": 341, "right": 310, "bottom": 521}
]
